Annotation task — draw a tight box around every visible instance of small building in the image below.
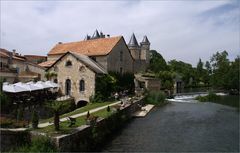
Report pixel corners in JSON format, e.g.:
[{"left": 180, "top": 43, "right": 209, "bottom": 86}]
[
  {"left": 47, "top": 51, "right": 106, "bottom": 104},
  {"left": 134, "top": 74, "right": 161, "bottom": 95},
  {"left": 0, "top": 48, "right": 46, "bottom": 83}
]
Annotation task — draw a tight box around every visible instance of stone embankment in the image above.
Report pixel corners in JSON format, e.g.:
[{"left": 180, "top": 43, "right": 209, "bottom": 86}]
[{"left": 0, "top": 96, "right": 145, "bottom": 152}]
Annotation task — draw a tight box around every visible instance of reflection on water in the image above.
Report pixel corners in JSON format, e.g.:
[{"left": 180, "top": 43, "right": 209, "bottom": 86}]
[{"left": 103, "top": 100, "right": 239, "bottom": 152}]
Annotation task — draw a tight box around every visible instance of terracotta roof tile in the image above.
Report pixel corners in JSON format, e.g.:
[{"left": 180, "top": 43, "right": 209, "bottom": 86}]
[
  {"left": 38, "top": 60, "right": 56, "bottom": 68},
  {"left": 48, "top": 36, "right": 122, "bottom": 56}
]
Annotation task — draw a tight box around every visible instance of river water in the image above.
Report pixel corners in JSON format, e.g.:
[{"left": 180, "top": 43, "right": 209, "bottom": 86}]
[{"left": 103, "top": 96, "right": 239, "bottom": 152}]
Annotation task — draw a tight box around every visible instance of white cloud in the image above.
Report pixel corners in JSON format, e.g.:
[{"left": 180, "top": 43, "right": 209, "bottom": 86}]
[{"left": 1, "top": 0, "right": 239, "bottom": 66}]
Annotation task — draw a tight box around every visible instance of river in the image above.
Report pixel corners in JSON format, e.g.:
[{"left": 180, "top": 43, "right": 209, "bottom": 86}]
[{"left": 103, "top": 96, "right": 239, "bottom": 152}]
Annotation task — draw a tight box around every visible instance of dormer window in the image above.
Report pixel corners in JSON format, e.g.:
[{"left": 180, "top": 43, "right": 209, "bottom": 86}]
[{"left": 65, "top": 60, "right": 72, "bottom": 67}]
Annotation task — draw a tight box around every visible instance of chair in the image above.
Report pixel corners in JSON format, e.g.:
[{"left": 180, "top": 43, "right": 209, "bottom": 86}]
[{"left": 68, "top": 117, "right": 76, "bottom": 127}]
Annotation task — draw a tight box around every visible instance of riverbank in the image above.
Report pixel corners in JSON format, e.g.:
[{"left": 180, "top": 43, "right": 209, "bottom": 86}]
[{"left": 103, "top": 102, "right": 239, "bottom": 152}]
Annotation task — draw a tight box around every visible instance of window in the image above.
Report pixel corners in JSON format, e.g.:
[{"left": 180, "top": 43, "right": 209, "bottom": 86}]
[
  {"left": 65, "top": 79, "right": 71, "bottom": 95},
  {"left": 65, "top": 60, "right": 72, "bottom": 66},
  {"left": 120, "top": 67, "right": 123, "bottom": 74},
  {"left": 120, "top": 51, "right": 123, "bottom": 62},
  {"left": 0, "top": 62, "right": 3, "bottom": 69},
  {"left": 54, "top": 79, "right": 58, "bottom": 83},
  {"left": 79, "top": 80, "right": 85, "bottom": 92}
]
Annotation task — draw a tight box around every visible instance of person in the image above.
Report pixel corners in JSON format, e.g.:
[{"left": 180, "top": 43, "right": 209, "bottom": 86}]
[{"left": 114, "top": 92, "right": 119, "bottom": 100}]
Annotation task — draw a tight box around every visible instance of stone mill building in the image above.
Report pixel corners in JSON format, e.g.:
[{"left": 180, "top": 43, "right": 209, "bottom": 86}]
[{"left": 39, "top": 30, "right": 151, "bottom": 104}]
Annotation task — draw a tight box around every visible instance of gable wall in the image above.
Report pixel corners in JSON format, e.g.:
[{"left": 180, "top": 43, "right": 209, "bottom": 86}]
[
  {"left": 107, "top": 38, "right": 134, "bottom": 73},
  {"left": 48, "top": 54, "right": 96, "bottom": 103}
]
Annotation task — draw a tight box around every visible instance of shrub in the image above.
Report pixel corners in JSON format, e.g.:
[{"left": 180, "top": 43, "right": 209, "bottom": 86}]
[
  {"left": 195, "top": 91, "right": 220, "bottom": 102},
  {"left": 31, "top": 110, "right": 39, "bottom": 129},
  {"left": 14, "top": 136, "right": 57, "bottom": 152},
  {"left": 144, "top": 91, "right": 166, "bottom": 106}
]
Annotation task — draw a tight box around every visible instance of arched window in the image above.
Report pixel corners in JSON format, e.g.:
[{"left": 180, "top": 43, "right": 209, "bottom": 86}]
[
  {"left": 65, "top": 79, "right": 71, "bottom": 95},
  {"left": 65, "top": 60, "right": 72, "bottom": 66},
  {"left": 54, "top": 79, "right": 58, "bottom": 83},
  {"left": 79, "top": 80, "right": 85, "bottom": 92}
]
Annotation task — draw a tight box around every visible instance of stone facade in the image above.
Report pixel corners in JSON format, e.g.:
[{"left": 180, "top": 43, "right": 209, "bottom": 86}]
[
  {"left": 128, "top": 34, "right": 150, "bottom": 73},
  {"left": 48, "top": 53, "right": 105, "bottom": 104},
  {"left": 107, "top": 37, "right": 134, "bottom": 73}
]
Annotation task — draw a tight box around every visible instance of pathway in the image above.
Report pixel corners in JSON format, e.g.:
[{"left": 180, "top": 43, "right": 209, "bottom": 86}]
[{"left": 38, "top": 101, "right": 121, "bottom": 128}]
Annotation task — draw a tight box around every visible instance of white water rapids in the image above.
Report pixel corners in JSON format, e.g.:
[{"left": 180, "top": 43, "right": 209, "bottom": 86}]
[{"left": 167, "top": 92, "right": 228, "bottom": 103}]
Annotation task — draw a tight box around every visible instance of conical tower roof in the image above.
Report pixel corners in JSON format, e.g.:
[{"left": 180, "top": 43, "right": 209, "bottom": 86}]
[
  {"left": 141, "top": 35, "right": 150, "bottom": 44},
  {"left": 92, "top": 30, "right": 100, "bottom": 39},
  {"left": 128, "top": 33, "right": 139, "bottom": 47},
  {"left": 84, "top": 34, "right": 90, "bottom": 40}
]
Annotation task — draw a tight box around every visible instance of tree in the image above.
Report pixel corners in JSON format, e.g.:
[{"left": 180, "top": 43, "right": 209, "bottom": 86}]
[
  {"left": 225, "top": 56, "right": 239, "bottom": 91},
  {"left": 45, "top": 71, "right": 58, "bottom": 81},
  {"left": 157, "top": 71, "right": 175, "bottom": 90},
  {"left": 168, "top": 60, "right": 195, "bottom": 87},
  {"left": 31, "top": 109, "right": 39, "bottom": 129},
  {"left": 210, "top": 51, "right": 230, "bottom": 88},
  {"left": 46, "top": 101, "right": 70, "bottom": 131},
  {"left": 148, "top": 50, "right": 168, "bottom": 73}
]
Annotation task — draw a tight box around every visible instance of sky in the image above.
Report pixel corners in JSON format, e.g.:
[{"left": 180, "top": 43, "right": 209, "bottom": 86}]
[{"left": 1, "top": 0, "right": 239, "bottom": 66}]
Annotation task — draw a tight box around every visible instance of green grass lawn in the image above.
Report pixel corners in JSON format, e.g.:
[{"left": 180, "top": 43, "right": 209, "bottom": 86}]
[
  {"left": 36, "top": 107, "right": 115, "bottom": 136},
  {"left": 40, "top": 101, "right": 116, "bottom": 123}
]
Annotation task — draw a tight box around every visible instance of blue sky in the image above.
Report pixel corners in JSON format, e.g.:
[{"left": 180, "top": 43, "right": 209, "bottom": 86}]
[{"left": 1, "top": 0, "right": 239, "bottom": 66}]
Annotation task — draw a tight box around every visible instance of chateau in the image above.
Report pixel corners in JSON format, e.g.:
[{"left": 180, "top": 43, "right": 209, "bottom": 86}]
[{"left": 39, "top": 30, "right": 151, "bottom": 103}]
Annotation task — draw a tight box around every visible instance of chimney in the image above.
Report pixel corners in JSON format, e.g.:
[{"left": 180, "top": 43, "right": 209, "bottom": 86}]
[{"left": 12, "top": 49, "right": 16, "bottom": 55}]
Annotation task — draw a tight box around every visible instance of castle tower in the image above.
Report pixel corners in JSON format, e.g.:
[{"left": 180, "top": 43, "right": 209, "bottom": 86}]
[
  {"left": 91, "top": 29, "right": 100, "bottom": 39},
  {"left": 128, "top": 33, "right": 140, "bottom": 60},
  {"left": 140, "top": 35, "right": 150, "bottom": 64}
]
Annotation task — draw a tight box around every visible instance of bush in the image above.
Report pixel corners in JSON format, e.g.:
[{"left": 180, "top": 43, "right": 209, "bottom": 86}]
[
  {"left": 144, "top": 91, "right": 166, "bottom": 106},
  {"left": 14, "top": 136, "right": 57, "bottom": 152},
  {"left": 31, "top": 110, "right": 39, "bottom": 129},
  {"left": 195, "top": 91, "right": 220, "bottom": 102}
]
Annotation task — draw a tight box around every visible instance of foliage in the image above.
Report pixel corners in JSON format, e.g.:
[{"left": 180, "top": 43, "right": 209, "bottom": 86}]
[
  {"left": 195, "top": 92, "right": 220, "bottom": 102},
  {"left": 157, "top": 71, "right": 175, "bottom": 90},
  {"left": 0, "top": 117, "right": 28, "bottom": 128},
  {"left": 17, "top": 107, "right": 24, "bottom": 122},
  {"left": 95, "top": 74, "right": 116, "bottom": 101},
  {"left": 224, "top": 56, "right": 239, "bottom": 91},
  {"left": 13, "top": 136, "right": 57, "bottom": 152},
  {"left": 0, "top": 78, "right": 11, "bottom": 112},
  {"left": 89, "top": 92, "right": 104, "bottom": 103},
  {"left": 46, "top": 100, "right": 71, "bottom": 131},
  {"left": 148, "top": 50, "right": 168, "bottom": 73},
  {"left": 45, "top": 71, "right": 58, "bottom": 80},
  {"left": 210, "top": 51, "right": 230, "bottom": 88},
  {"left": 107, "top": 106, "right": 110, "bottom": 112},
  {"left": 144, "top": 91, "right": 166, "bottom": 106},
  {"left": 31, "top": 110, "right": 39, "bottom": 129},
  {"left": 95, "top": 72, "right": 134, "bottom": 101},
  {"left": 168, "top": 59, "right": 196, "bottom": 87}
]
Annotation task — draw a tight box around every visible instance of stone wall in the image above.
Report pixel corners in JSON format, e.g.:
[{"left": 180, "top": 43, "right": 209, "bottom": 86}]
[
  {"left": 107, "top": 37, "right": 134, "bottom": 73},
  {"left": 48, "top": 53, "right": 96, "bottom": 104},
  {"left": 0, "top": 128, "right": 30, "bottom": 152},
  {"left": 53, "top": 97, "right": 144, "bottom": 152}
]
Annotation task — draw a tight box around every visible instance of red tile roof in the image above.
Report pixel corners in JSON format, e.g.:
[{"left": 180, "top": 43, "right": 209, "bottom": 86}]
[
  {"left": 48, "top": 36, "right": 122, "bottom": 56},
  {"left": 38, "top": 60, "right": 56, "bottom": 68}
]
